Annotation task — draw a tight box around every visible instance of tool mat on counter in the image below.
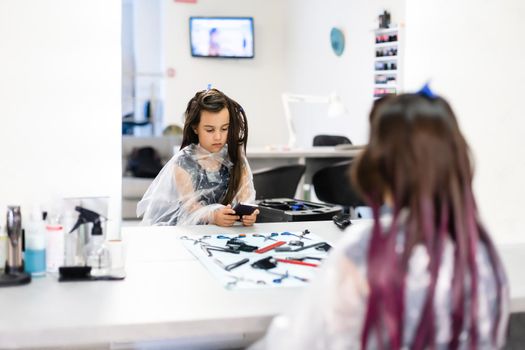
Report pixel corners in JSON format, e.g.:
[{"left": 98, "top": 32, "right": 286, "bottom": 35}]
[{"left": 180, "top": 230, "right": 332, "bottom": 290}]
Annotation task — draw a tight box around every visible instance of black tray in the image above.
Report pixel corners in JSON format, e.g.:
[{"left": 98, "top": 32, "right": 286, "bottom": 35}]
[{"left": 257, "top": 198, "right": 341, "bottom": 223}]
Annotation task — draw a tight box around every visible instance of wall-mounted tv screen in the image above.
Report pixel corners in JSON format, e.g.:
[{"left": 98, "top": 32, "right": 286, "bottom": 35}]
[{"left": 189, "top": 17, "right": 254, "bottom": 58}]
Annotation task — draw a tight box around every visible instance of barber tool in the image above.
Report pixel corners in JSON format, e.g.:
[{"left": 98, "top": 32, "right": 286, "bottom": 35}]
[
  {"left": 216, "top": 235, "right": 231, "bottom": 239},
  {"left": 224, "top": 258, "right": 250, "bottom": 271},
  {"left": 255, "top": 241, "right": 286, "bottom": 254},
  {"left": 266, "top": 270, "right": 309, "bottom": 283},
  {"left": 287, "top": 256, "right": 323, "bottom": 262},
  {"left": 226, "top": 238, "right": 258, "bottom": 252},
  {"left": 253, "top": 233, "right": 279, "bottom": 242},
  {"left": 300, "top": 229, "right": 311, "bottom": 239},
  {"left": 180, "top": 235, "right": 211, "bottom": 245},
  {"left": 332, "top": 213, "right": 351, "bottom": 230},
  {"left": 280, "top": 231, "right": 312, "bottom": 240},
  {"left": 201, "top": 244, "right": 240, "bottom": 257},
  {"left": 251, "top": 256, "right": 277, "bottom": 270},
  {"left": 0, "top": 206, "right": 31, "bottom": 287},
  {"left": 275, "top": 241, "right": 332, "bottom": 253},
  {"left": 288, "top": 240, "right": 304, "bottom": 247},
  {"left": 276, "top": 258, "right": 319, "bottom": 268},
  {"left": 225, "top": 275, "right": 266, "bottom": 289}
]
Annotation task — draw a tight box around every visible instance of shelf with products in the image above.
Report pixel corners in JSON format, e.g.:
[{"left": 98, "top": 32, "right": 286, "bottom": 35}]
[
  {"left": 373, "top": 25, "right": 402, "bottom": 99},
  {"left": 375, "top": 26, "right": 399, "bottom": 34},
  {"left": 375, "top": 56, "right": 398, "bottom": 62},
  {"left": 374, "top": 69, "right": 397, "bottom": 74},
  {"left": 375, "top": 41, "right": 398, "bottom": 48},
  {"left": 374, "top": 85, "right": 398, "bottom": 89}
]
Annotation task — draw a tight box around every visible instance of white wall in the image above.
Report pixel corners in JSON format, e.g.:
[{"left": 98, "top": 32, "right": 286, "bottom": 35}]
[
  {"left": 284, "top": 0, "right": 405, "bottom": 146},
  {"left": 163, "top": 0, "right": 288, "bottom": 147},
  {"left": 0, "top": 0, "right": 121, "bottom": 238},
  {"left": 404, "top": 0, "right": 525, "bottom": 243},
  {"left": 133, "top": 0, "right": 164, "bottom": 136}
]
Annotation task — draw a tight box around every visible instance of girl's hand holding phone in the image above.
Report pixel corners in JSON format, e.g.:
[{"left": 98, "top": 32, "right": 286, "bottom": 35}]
[
  {"left": 241, "top": 209, "right": 259, "bottom": 227},
  {"left": 213, "top": 205, "right": 239, "bottom": 227}
]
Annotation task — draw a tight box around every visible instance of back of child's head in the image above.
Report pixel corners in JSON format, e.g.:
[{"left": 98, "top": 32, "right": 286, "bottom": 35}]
[
  {"left": 352, "top": 92, "right": 506, "bottom": 349},
  {"left": 354, "top": 93, "right": 471, "bottom": 209}
]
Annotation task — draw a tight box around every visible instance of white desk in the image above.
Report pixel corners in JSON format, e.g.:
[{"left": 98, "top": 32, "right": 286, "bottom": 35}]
[
  {"left": 246, "top": 145, "right": 364, "bottom": 160},
  {"left": 0, "top": 221, "right": 524, "bottom": 349},
  {"left": 247, "top": 145, "right": 364, "bottom": 172},
  {"left": 0, "top": 221, "right": 345, "bottom": 349}
]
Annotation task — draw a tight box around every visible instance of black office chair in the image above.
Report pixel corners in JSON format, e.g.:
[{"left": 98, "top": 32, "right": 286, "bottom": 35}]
[
  {"left": 313, "top": 134, "right": 352, "bottom": 146},
  {"left": 312, "top": 160, "right": 364, "bottom": 213},
  {"left": 252, "top": 164, "right": 306, "bottom": 200}
]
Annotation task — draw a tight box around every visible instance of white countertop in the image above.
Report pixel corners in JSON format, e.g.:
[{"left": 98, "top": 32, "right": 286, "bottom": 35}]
[
  {"left": 246, "top": 145, "right": 364, "bottom": 158},
  {"left": 0, "top": 221, "right": 348, "bottom": 349},
  {"left": 0, "top": 220, "right": 523, "bottom": 349}
]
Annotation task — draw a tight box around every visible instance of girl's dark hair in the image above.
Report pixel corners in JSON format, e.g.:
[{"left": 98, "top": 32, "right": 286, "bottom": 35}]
[
  {"left": 181, "top": 88, "right": 248, "bottom": 205},
  {"left": 352, "top": 94, "right": 506, "bottom": 349}
]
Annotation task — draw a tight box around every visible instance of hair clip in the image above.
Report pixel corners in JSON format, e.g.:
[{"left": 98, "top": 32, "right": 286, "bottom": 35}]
[
  {"left": 417, "top": 82, "right": 437, "bottom": 99},
  {"left": 417, "top": 83, "right": 438, "bottom": 99},
  {"left": 207, "top": 83, "right": 212, "bottom": 91}
]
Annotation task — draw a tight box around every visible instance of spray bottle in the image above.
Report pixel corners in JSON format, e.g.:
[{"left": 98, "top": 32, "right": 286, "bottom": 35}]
[{"left": 69, "top": 206, "right": 110, "bottom": 277}]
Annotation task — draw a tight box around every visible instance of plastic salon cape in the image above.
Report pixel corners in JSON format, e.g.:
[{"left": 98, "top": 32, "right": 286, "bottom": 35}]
[
  {"left": 250, "top": 216, "right": 509, "bottom": 349},
  {"left": 137, "top": 143, "right": 255, "bottom": 226}
]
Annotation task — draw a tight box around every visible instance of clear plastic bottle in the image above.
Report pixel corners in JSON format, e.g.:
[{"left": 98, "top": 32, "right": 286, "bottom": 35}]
[
  {"left": 84, "top": 234, "right": 110, "bottom": 277},
  {"left": 45, "top": 216, "right": 64, "bottom": 274},
  {"left": 62, "top": 211, "right": 78, "bottom": 266},
  {"left": 24, "top": 208, "right": 46, "bottom": 277}
]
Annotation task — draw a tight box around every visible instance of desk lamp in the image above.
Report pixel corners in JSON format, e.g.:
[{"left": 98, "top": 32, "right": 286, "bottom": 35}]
[{"left": 281, "top": 92, "right": 347, "bottom": 148}]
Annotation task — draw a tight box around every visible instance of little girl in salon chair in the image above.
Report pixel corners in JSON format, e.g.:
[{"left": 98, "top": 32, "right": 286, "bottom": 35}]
[
  {"left": 251, "top": 87, "right": 509, "bottom": 349},
  {"left": 137, "top": 88, "right": 259, "bottom": 227}
]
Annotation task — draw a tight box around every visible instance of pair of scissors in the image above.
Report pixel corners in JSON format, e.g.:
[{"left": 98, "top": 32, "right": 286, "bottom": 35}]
[
  {"left": 253, "top": 233, "right": 278, "bottom": 242},
  {"left": 180, "top": 235, "right": 211, "bottom": 245},
  {"left": 266, "top": 270, "right": 309, "bottom": 283},
  {"left": 225, "top": 275, "right": 266, "bottom": 289},
  {"left": 280, "top": 231, "right": 312, "bottom": 240}
]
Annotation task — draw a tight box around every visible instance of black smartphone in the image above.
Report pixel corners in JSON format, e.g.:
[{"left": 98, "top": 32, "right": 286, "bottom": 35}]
[{"left": 232, "top": 203, "right": 258, "bottom": 216}]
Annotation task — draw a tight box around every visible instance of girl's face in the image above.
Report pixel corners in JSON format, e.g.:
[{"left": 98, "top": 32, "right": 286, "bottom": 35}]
[{"left": 194, "top": 107, "right": 230, "bottom": 153}]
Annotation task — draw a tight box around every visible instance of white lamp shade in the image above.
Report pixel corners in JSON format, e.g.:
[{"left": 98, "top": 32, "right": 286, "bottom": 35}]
[
  {"left": 327, "top": 93, "right": 347, "bottom": 117},
  {"left": 282, "top": 91, "right": 348, "bottom": 147}
]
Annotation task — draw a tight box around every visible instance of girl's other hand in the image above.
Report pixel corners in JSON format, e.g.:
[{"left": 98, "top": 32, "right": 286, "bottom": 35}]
[
  {"left": 213, "top": 204, "right": 239, "bottom": 227},
  {"left": 241, "top": 209, "right": 259, "bottom": 227}
]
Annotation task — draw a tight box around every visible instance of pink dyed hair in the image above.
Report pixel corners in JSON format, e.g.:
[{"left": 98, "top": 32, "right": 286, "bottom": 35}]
[{"left": 352, "top": 94, "right": 506, "bottom": 349}]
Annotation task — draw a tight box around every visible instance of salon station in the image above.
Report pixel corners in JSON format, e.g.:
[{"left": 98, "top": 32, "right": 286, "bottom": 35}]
[{"left": 1, "top": 1, "right": 525, "bottom": 349}]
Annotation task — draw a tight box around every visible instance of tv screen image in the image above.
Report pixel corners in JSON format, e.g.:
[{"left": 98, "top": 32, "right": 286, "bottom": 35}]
[{"left": 189, "top": 17, "right": 254, "bottom": 58}]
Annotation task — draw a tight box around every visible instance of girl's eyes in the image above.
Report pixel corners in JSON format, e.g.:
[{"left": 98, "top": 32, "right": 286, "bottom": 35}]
[{"left": 205, "top": 128, "right": 229, "bottom": 133}]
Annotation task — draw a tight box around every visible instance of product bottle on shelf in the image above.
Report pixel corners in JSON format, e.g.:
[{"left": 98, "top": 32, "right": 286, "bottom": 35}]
[
  {"left": 69, "top": 206, "right": 110, "bottom": 276},
  {"left": 84, "top": 232, "right": 111, "bottom": 277},
  {"left": 24, "top": 207, "right": 46, "bottom": 277},
  {"left": 45, "top": 214, "right": 64, "bottom": 273},
  {"left": 62, "top": 211, "right": 78, "bottom": 266}
]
